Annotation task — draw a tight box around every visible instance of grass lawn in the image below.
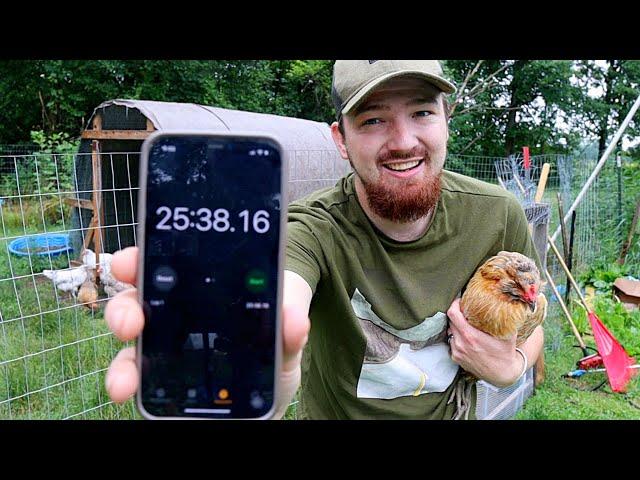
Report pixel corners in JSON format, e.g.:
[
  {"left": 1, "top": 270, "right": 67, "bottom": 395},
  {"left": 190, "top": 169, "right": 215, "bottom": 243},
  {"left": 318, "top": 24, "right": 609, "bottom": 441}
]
[{"left": 516, "top": 337, "right": 640, "bottom": 420}]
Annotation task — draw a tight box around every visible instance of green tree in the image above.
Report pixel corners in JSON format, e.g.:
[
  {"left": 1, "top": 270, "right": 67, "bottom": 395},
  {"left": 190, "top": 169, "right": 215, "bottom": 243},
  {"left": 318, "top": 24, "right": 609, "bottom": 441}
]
[
  {"left": 0, "top": 60, "right": 338, "bottom": 145},
  {"left": 573, "top": 60, "right": 640, "bottom": 158},
  {"left": 444, "top": 60, "right": 584, "bottom": 158}
]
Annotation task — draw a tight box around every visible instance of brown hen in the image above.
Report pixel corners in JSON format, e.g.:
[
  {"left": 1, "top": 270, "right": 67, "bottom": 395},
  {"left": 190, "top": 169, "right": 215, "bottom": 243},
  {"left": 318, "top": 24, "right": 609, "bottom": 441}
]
[
  {"left": 448, "top": 250, "right": 547, "bottom": 419},
  {"left": 77, "top": 268, "right": 99, "bottom": 312}
]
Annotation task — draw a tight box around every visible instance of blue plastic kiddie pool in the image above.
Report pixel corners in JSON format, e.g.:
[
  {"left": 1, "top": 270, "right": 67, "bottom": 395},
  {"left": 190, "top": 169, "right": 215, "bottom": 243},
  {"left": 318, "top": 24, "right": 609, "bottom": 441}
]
[{"left": 8, "top": 233, "right": 73, "bottom": 257}]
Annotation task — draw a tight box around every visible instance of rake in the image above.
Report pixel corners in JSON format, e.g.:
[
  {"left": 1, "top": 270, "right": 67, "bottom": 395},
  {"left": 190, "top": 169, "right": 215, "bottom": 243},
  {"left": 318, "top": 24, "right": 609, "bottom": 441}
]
[{"left": 548, "top": 235, "right": 638, "bottom": 393}]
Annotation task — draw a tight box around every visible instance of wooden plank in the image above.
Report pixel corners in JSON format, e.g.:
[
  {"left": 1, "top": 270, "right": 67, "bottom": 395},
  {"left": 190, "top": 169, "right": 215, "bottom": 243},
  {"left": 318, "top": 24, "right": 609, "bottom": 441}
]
[
  {"left": 146, "top": 119, "right": 155, "bottom": 131},
  {"left": 64, "top": 197, "right": 94, "bottom": 210},
  {"left": 91, "top": 140, "right": 102, "bottom": 278},
  {"left": 82, "top": 216, "right": 98, "bottom": 253},
  {"left": 81, "top": 130, "right": 153, "bottom": 140},
  {"left": 535, "top": 163, "right": 551, "bottom": 203}
]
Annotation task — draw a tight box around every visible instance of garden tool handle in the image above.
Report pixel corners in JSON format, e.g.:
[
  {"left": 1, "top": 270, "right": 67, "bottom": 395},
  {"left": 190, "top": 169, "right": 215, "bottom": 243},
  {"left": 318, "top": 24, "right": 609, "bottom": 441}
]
[
  {"left": 544, "top": 268, "right": 587, "bottom": 351},
  {"left": 547, "top": 235, "right": 590, "bottom": 312}
]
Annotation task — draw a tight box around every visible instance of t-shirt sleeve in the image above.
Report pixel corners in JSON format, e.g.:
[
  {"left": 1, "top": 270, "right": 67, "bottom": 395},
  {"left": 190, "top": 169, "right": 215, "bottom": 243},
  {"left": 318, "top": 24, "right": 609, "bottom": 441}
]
[
  {"left": 285, "top": 215, "right": 324, "bottom": 295},
  {"left": 503, "top": 195, "right": 543, "bottom": 271}
]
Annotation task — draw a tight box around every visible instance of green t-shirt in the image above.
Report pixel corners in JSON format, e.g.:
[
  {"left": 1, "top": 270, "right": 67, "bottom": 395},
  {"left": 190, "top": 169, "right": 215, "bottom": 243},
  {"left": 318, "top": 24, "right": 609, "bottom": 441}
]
[{"left": 285, "top": 170, "right": 539, "bottom": 419}]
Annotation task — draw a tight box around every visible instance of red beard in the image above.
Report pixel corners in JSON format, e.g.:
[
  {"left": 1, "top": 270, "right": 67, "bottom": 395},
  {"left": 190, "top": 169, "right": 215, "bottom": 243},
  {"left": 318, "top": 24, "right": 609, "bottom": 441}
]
[
  {"left": 361, "top": 169, "right": 442, "bottom": 223},
  {"left": 349, "top": 145, "right": 441, "bottom": 224}
]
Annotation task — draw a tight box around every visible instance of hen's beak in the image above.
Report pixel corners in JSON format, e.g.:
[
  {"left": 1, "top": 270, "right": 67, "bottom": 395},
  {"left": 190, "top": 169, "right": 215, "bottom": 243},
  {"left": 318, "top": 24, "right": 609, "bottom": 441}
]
[{"left": 528, "top": 300, "right": 536, "bottom": 312}]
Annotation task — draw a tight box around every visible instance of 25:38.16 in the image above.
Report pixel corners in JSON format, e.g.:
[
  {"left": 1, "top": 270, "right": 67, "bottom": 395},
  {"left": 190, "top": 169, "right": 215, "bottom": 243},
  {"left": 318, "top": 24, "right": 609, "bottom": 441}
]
[{"left": 155, "top": 206, "right": 270, "bottom": 234}]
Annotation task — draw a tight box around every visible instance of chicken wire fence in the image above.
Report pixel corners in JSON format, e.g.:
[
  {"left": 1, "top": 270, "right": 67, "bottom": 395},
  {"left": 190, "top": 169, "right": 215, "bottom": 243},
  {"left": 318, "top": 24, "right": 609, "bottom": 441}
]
[
  {"left": 0, "top": 145, "right": 42, "bottom": 158},
  {"left": 0, "top": 148, "right": 635, "bottom": 420},
  {"left": 452, "top": 151, "right": 639, "bottom": 280},
  {"left": 0, "top": 148, "right": 351, "bottom": 420},
  {"left": 0, "top": 151, "right": 140, "bottom": 419}
]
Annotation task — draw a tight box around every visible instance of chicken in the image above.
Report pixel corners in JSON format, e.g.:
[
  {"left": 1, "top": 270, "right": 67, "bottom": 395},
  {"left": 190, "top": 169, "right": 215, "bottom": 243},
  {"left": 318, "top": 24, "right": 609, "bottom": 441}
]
[
  {"left": 96, "top": 252, "right": 134, "bottom": 297},
  {"left": 81, "top": 248, "right": 113, "bottom": 271},
  {"left": 81, "top": 248, "right": 133, "bottom": 297},
  {"left": 42, "top": 265, "right": 88, "bottom": 298},
  {"left": 448, "top": 250, "right": 547, "bottom": 420},
  {"left": 77, "top": 277, "right": 99, "bottom": 311}
]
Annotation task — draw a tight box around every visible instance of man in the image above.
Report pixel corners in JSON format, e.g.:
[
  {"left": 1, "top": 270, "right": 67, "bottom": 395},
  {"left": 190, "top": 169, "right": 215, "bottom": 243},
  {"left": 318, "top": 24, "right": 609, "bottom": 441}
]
[{"left": 104, "top": 60, "right": 544, "bottom": 419}]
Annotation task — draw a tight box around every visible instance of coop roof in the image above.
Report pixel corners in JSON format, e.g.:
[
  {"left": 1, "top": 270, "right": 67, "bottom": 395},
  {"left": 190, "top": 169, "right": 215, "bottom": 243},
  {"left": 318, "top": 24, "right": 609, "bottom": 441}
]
[{"left": 86, "top": 99, "right": 338, "bottom": 152}]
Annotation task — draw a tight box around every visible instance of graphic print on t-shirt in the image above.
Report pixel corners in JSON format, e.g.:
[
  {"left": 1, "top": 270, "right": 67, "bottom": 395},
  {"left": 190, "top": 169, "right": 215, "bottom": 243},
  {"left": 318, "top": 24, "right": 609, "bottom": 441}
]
[{"left": 351, "top": 288, "right": 459, "bottom": 399}]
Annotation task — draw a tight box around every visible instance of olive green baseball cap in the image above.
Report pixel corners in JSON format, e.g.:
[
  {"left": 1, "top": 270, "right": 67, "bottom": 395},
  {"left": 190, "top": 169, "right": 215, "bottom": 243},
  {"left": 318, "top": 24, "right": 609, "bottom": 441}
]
[{"left": 331, "top": 60, "right": 456, "bottom": 118}]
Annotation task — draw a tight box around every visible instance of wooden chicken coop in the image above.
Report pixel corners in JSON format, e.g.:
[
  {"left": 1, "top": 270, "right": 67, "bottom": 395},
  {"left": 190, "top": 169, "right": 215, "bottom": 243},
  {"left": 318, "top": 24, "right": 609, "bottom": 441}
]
[{"left": 68, "top": 99, "right": 348, "bottom": 262}]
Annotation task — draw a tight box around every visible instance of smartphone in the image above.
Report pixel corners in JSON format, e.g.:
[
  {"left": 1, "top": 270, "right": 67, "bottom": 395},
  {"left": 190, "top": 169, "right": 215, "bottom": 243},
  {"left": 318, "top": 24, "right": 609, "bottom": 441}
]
[{"left": 136, "top": 131, "right": 286, "bottom": 419}]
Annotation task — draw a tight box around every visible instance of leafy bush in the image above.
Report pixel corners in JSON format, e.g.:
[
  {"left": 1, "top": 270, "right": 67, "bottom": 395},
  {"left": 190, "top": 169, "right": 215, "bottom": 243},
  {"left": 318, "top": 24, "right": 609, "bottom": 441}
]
[
  {"left": 30, "top": 130, "right": 78, "bottom": 192},
  {"left": 571, "top": 257, "right": 640, "bottom": 356},
  {"left": 31, "top": 131, "right": 78, "bottom": 226},
  {"left": 578, "top": 261, "right": 631, "bottom": 294}
]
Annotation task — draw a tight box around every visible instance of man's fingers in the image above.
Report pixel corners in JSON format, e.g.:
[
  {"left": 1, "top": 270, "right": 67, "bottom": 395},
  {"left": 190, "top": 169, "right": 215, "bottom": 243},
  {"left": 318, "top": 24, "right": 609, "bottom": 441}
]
[
  {"left": 111, "top": 247, "right": 138, "bottom": 285},
  {"left": 104, "top": 248, "right": 140, "bottom": 404},
  {"left": 104, "top": 288, "right": 144, "bottom": 341},
  {"left": 105, "top": 347, "right": 139, "bottom": 404},
  {"left": 104, "top": 266, "right": 311, "bottom": 404},
  {"left": 281, "top": 303, "right": 310, "bottom": 374},
  {"left": 447, "top": 297, "right": 468, "bottom": 328}
]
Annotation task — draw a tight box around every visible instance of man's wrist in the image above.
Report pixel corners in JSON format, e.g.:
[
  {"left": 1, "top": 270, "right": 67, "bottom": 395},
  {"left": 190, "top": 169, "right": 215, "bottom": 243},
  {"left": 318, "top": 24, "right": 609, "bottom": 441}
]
[{"left": 491, "top": 348, "right": 528, "bottom": 388}]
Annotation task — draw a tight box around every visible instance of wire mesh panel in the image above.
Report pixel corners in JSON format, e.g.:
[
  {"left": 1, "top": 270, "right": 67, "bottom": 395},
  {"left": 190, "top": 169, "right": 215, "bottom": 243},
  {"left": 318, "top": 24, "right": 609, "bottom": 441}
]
[
  {"left": 476, "top": 368, "right": 535, "bottom": 420},
  {"left": 0, "top": 145, "right": 41, "bottom": 175},
  {"left": 447, "top": 154, "right": 505, "bottom": 183},
  {"left": 0, "top": 147, "right": 350, "bottom": 420},
  {"left": 0, "top": 152, "right": 138, "bottom": 419},
  {"left": 494, "top": 154, "right": 543, "bottom": 205}
]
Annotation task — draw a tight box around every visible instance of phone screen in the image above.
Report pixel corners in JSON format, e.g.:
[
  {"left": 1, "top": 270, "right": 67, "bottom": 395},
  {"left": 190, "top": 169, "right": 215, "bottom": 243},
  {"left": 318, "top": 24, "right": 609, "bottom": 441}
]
[{"left": 138, "top": 134, "right": 283, "bottom": 419}]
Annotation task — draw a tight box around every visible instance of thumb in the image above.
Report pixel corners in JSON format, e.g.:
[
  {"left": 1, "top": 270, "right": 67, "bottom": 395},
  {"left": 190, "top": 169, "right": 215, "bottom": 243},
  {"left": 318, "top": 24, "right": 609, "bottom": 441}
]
[
  {"left": 447, "top": 297, "right": 467, "bottom": 328},
  {"left": 281, "top": 303, "right": 310, "bottom": 374}
]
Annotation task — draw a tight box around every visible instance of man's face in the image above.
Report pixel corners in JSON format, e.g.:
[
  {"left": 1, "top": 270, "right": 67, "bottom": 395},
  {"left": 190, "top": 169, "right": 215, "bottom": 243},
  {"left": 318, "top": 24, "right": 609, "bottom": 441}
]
[{"left": 331, "top": 76, "right": 449, "bottom": 223}]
